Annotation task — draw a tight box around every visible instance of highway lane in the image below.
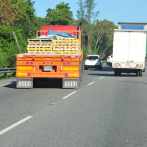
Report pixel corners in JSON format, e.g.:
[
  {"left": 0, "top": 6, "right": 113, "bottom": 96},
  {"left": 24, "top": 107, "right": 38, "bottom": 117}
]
[
  {"left": 0, "top": 64, "right": 113, "bottom": 132},
  {"left": 0, "top": 64, "right": 147, "bottom": 147}
]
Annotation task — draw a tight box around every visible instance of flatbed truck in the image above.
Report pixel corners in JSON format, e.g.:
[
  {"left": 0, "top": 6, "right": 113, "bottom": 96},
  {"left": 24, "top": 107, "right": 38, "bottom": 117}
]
[{"left": 16, "top": 25, "right": 87, "bottom": 88}]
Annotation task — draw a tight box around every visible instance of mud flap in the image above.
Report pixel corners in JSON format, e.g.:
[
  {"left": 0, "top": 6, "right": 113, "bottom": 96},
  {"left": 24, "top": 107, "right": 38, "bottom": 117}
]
[
  {"left": 62, "top": 78, "right": 79, "bottom": 88},
  {"left": 16, "top": 78, "right": 33, "bottom": 88}
]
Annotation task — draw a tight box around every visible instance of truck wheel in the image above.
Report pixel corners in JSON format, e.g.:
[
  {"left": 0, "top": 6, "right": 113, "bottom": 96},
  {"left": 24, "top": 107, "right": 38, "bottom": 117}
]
[
  {"left": 115, "top": 70, "right": 120, "bottom": 76},
  {"left": 99, "top": 66, "right": 102, "bottom": 70},
  {"left": 84, "top": 66, "right": 88, "bottom": 70},
  {"left": 139, "top": 71, "right": 142, "bottom": 76},
  {"left": 136, "top": 72, "right": 139, "bottom": 76},
  {"left": 114, "top": 70, "right": 118, "bottom": 76}
]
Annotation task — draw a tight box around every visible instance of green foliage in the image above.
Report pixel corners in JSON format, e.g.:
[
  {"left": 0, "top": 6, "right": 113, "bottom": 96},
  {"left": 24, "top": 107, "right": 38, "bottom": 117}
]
[
  {"left": 46, "top": 2, "right": 73, "bottom": 25},
  {"left": 0, "top": 0, "right": 117, "bottom": 70},
  {"left": 77, "top": 0, "right": 117, "bottom": 58},
  {"left": 92, "top": 19, "right": 117, "bottom": 58},
  {"left": 76, "top": 0, "right": 100, "bottom": 54},
  {"left": 0, "top": 0, "right": 46, "bottom": 68}
]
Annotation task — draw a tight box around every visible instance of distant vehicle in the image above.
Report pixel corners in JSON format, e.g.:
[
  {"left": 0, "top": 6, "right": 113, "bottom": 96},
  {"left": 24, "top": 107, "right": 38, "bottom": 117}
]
[
  {"left": 118, "top": 22, "right": 147, "bottom": 57},
  {"left": 107, "top": 55, "right": 113, "bottom": 66},
  {"left": 84, "top": 55, "right": 102, "bottom": 70},
  {"left": 112, "top": 29, "right": 146, "bottom": 76}
]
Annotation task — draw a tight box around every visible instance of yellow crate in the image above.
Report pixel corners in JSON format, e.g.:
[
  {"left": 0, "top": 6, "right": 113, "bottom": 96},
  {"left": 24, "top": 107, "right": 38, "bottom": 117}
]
[{"left": 27, "top": 48, "right": 52, "bottom": 51}]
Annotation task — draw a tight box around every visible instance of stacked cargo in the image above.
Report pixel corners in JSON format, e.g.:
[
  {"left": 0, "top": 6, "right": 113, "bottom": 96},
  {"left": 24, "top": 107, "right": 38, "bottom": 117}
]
[{"left": 27, "top": 38, "right": 80, "bottom": 54}]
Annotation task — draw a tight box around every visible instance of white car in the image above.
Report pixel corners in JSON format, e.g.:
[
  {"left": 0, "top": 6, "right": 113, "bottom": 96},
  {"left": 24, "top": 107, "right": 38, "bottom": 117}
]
[
  {"left": 84, "top": 55, "right": 102, "bottom": 70},
  {"left": 107, "top": 55, "right": 113, "bottom": 66}
]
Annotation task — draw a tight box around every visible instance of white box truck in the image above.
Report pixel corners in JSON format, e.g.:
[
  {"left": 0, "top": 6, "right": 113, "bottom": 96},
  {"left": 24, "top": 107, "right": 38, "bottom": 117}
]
[{"left": 112, "top": 29, "right": 146, "bottom": 76}]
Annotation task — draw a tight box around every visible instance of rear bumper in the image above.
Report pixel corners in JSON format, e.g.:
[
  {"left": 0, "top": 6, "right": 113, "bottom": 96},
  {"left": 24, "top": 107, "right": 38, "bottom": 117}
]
[
  {"left": 113, "top": 68, "right": 143, "bottom": 73},
  {"left": 84, "top": 65, "right": 101, "bottom": 68}
]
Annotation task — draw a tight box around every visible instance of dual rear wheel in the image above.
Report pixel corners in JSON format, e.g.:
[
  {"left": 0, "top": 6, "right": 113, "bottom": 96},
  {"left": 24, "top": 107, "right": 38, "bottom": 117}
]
[{"left": 136, "top": 71, "right": 142, "bottom": 76}]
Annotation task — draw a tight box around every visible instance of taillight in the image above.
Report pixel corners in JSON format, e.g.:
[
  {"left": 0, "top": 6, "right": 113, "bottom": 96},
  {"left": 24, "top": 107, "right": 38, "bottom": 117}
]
[
  {"left": 65, "top": 73, "right": 68, "bottom": 77},
  {"left": 67, "top": 62, "right": 70, "bottom": 65},
  {"left": 86, "top": 57, "right": 87, "bottom": 60},
  {"left": 30, "top": 61, "right": 33, "bottom": 64},
  {"left": 26, "top": 61, "right": 29, "bottom": 64},
  {"left": 63, "top": 62, "right": 66, "bottom": 65},
  {"left": 98, "top": 56, "right": 99, "bottom": 60},
  {"left": 27, "top": 72, "right": 31, "bottom": 76}
]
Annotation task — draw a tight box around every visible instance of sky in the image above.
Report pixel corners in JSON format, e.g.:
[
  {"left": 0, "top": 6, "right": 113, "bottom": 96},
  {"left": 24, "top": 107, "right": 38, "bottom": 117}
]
[{"left": 33, "top": 0, "right": 147, "bottom": 26}]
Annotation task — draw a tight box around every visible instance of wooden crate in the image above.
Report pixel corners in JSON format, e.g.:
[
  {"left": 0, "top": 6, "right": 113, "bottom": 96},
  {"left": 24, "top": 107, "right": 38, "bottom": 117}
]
[{"left": 27, "top": 47, "right": 52, "bottom": 51}]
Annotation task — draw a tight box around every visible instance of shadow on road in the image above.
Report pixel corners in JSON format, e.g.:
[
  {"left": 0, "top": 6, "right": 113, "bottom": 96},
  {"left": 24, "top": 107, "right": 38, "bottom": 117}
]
[
  {"left": 116, "top": 80, "right": 147, "bottom": 84},
  {"left": 4, "top": 79, "right": 62, "bottom": 89},
  {"left": 86, "top": 67, "right": 114, "bottom": 72},
  {"left": 35, "top": 79, "right": 62, "bottom": 88},
  {"left": 88, "top": 73, "right": 139, "bottom": 77},
  {"left": 4, "top": 81, "right": 16, "bottom": 89},
  {"left": 88, "top": 73, "right": 114, "bottom": 77}
]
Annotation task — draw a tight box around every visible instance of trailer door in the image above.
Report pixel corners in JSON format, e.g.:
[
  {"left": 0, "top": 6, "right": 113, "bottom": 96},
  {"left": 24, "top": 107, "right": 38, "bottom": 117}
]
[
  {"left": 113, "top": 31, "right": 130, "bottom": 62},
  {"left": 129, "top": 31, "right": 146, "bottom": 63}
]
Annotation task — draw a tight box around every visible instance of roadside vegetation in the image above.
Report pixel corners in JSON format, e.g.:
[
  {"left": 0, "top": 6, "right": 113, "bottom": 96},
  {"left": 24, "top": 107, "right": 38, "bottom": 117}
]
[{"left": 0, "top": 0, "right": 117, "bottom": 73}]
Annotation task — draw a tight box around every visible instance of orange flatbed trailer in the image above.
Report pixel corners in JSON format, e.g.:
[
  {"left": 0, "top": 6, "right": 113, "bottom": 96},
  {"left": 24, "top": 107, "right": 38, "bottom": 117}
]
[{"left": 16, "top": 25, "right": 85, "bottom": 88}]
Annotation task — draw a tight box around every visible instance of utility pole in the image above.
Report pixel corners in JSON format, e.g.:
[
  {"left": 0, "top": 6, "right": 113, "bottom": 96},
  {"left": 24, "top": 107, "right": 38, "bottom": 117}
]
[{"left": 13, "top": 32, "right": 22, "bottom": 53}]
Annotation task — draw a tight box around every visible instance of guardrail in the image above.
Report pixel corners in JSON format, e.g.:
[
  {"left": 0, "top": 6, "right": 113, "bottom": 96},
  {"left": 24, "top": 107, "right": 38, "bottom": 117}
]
[{"left": 0, "top": 68, "right": 16, "bottom": 77}]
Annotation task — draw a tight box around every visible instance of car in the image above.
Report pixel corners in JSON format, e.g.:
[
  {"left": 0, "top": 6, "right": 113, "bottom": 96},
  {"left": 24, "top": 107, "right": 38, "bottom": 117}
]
[
  {"left": 107, "top": 55, "right": 113, "bottom": 66},
  {"left": 84, "top": 55, "right": 102, "bottom": 70}
]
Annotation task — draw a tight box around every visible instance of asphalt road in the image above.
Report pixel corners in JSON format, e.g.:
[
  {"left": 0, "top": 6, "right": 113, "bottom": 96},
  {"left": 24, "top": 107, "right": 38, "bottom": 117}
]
[{"left": 0, "top": 64, "right": 147, "bottom": 147}]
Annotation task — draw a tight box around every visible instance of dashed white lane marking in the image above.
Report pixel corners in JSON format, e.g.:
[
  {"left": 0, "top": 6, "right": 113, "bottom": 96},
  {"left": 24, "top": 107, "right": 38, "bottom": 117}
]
[
  {"left": 0, "top": 83, "right": 11, "bottom": 87},
  {"left": 63, "top": 91, "right": 77, "bottom": 99},
  {"left": 0, "top": 116, "right": 33, "bottom": 136},
  {"left": 88, "top": 82, "right": 95, "bottom": 85},
  {"left": 100, "top": 77, "right": 104, "bottom": 79}
]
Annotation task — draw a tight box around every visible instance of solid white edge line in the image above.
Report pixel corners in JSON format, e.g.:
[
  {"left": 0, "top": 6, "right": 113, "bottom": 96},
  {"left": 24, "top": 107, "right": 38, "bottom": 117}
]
[
  {"left": 88, "top": 82, "right": 95, "bottom": 85},
  {"left": 0, "top": 116, "right": 33, "bottom": 135},
  {"left": 63, "top": 91, "right": 77, "bottom": 99}
]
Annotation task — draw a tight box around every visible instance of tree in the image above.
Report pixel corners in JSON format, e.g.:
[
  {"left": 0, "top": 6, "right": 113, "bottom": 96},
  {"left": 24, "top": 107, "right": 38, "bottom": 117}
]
[
  {"left": 84, "top": 0, "right": 99, "bottom": 24},
  {"left": 77, "top": 0, "right": 85, "bottom": 22},
  {"left": 76, "top": 0, "right": 100, "bottom": 55},
  {"left": 91, "top": 20, "right": 116, "bottom": 58},
  {"left": 0, "top": 0, "right": 46, "bottom": 68},
  {"left": 46, "top": 2, "right": 73, "bottom": 25},
  {"left": 0, "top": 0, "right": 28, "bottom": 25}
]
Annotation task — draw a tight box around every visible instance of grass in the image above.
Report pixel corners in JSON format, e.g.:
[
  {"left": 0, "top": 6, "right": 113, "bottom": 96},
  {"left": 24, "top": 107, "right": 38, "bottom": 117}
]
[{"left": 0, "top": 73, "right": 16, "bottom": 80}]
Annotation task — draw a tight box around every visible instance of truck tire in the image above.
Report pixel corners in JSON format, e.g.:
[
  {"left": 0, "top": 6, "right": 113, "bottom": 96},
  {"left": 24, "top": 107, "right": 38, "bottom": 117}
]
[
  {"left": 139, "top": 71, "right": 142, "bottom": 76},
  {"left": 84, "top": 66, "right": 88, "bottom": 70},
  {"left": 80, "top": 62, "right": 83, "bottom": 81},
  {"left": 99, "top": 66, "right": 102, "bottom": 70},
  {"left": 114, "top": 70, "right": 118, "bottom": 76},
  {"left": 136, "top": 72, "right": 139, "bottom": 76},
  {"left": 115, "top": 69, "right": 120, "bottom": 76}
]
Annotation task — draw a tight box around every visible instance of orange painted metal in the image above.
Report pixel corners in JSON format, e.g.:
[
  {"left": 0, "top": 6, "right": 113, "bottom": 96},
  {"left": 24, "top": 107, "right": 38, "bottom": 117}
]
[
  {"left": 16, "top": 54, "right": 83, "bottom": 79},
  {"left": 16, "top": 26, "right": 83, "bottom": 80}
]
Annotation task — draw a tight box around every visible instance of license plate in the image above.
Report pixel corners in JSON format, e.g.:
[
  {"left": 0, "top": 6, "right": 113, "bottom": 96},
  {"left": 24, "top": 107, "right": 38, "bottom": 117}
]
[
  {"left": 125, "top": 64, "right": 130, "bottom": 66},
  {"left": 44, "top": 66, "right": 52, "bottom": 71}
]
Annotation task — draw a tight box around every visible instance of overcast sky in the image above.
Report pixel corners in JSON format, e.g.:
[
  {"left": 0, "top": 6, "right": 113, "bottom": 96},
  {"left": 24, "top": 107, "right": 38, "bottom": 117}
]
[{"left": 33, "top": 0, "right": 147, "bottom": 26}]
